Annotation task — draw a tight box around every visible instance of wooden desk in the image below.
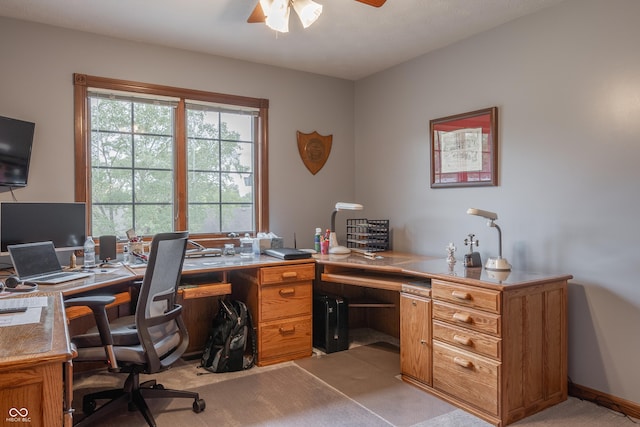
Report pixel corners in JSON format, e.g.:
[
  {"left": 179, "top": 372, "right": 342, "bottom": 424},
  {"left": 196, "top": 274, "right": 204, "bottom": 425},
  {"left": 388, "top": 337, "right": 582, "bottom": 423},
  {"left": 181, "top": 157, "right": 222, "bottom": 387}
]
[
  {"left": 2, "top": 252, "right": 570, "bottom": 427},
  {"left": 0, "top": 292, "right": 74, "bottom": 427},
  {"left": 40, "top": 256, "right": 316, "bottom": 363},
  {"left": 316, "top": 252, "right": 572, "bottom": 427}
]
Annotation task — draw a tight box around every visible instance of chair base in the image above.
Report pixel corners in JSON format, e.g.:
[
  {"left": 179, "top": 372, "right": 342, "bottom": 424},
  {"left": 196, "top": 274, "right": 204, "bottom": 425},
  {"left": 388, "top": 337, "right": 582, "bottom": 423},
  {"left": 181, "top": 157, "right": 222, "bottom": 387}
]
[{"left": 75, "top": 370, "right": 205, "bottom": 427}]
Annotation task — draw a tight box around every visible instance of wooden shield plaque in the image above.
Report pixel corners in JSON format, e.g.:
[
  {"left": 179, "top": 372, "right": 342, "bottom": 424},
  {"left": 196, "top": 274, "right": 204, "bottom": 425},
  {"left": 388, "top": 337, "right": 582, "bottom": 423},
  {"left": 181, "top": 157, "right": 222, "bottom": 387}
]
[{"left": 297, "top": 131, "right": 332, "bottom": 175}]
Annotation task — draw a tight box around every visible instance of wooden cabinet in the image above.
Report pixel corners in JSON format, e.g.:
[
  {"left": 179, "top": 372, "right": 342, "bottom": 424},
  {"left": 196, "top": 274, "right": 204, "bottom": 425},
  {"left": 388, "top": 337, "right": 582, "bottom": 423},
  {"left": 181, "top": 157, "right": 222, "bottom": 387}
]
[
  {"left": 400, "top": 292, "right": 431, "bottom": 385},
  {"left": 431, "top": 280, "right": 502, "bottom": 418},
  {"left": 0, "top": 293, "right": 74, "bottom": 427},
  {"left": 232, "top": 262, "right": 314, "bottom": 366},
  {"left": 402, "top": 277, "right": 568, "bottom": 426}
]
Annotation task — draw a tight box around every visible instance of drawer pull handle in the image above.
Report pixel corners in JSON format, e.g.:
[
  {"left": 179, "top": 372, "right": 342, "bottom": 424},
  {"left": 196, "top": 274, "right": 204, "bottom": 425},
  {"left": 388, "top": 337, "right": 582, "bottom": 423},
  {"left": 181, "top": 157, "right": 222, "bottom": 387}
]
[
  {"left": 279, "top": 326, "right": 296, "bottom": 335},
  {"left": 451, "top": 291, "right": 471, "bottom": 300},
  {"left": 453, "top": 334, "right": 472, "bottom": 346},
  {"left": 279, "top": 288, "right": 296, "bottom": 296},
  {"left": 281, "top": 272, "right": 298, "bottom": 279},
  {"left": 452, "top": 312, "right": 472, "bottom": 323},
  {"left": 420, "top": 339, "right": 427, "bottom": 345},
  {"left": 453, "top": 356, "right": 473, "bottom": 369}
]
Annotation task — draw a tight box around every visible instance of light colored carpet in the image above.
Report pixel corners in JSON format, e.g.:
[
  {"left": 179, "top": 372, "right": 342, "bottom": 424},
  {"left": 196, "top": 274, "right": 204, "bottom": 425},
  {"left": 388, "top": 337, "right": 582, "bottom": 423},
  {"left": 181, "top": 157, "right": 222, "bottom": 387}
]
[
  {"left": 74, "top": 364, "right": 391, "bottom": 426},
  {"left": 72, "top": 329, "right": 639, "bottom": 427},
  {"left": 295, "top": 341, "right": 461, "bottom": 426}
]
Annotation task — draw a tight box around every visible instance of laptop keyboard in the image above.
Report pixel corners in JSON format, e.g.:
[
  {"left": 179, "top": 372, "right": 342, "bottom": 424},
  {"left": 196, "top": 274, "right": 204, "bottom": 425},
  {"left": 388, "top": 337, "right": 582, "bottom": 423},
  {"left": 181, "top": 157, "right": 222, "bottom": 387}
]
[{"left": 36, "top": 272, "right": 75, "bottom": 281}]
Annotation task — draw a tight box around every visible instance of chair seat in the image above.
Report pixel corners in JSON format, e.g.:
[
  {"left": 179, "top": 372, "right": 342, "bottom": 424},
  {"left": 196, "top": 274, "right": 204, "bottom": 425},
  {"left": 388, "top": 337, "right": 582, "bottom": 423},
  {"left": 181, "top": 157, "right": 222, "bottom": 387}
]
[{"left": 73, "top": 317, "right": 138, "bottom": 347}]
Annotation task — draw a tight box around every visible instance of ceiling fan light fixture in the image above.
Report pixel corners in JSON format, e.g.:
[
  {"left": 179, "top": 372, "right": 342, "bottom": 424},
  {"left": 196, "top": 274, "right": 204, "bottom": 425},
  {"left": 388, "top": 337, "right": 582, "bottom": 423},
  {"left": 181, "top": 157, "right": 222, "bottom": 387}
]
[
  {"left": 293, "top": 0, "right": 323, "bottom": 29},
  {"left": 264, "top": 0, "right": 290, "bottom": 33}
]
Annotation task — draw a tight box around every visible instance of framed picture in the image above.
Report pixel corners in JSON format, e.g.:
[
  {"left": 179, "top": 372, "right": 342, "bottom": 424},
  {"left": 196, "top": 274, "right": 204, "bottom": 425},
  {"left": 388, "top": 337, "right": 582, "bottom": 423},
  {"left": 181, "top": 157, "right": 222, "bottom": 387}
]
[{"left": 430, "top": 106, "right": 498, "bottom": 188}]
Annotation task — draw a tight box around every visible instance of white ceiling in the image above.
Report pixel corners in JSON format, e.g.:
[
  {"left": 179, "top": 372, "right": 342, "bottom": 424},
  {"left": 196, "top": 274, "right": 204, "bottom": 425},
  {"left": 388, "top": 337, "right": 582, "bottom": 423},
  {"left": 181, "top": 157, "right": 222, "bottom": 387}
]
[{"left": 0, "top": 0, "right": 565, "bottom": 80}]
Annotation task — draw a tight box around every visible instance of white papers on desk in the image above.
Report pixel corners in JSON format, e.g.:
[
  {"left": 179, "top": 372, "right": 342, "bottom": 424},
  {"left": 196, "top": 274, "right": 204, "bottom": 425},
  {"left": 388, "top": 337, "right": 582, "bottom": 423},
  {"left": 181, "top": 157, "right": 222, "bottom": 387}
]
[{"left": 0, "top": 296, "right": 47, "bottom": 327}]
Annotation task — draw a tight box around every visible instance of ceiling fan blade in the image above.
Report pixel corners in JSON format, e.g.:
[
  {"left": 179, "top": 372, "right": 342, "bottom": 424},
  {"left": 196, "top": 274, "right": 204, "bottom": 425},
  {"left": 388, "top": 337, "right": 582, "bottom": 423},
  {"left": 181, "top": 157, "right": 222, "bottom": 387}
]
[
  {"left": 247, "top": 2, "right": 266, "bottom": 23},
  {"left": 355, "top": 0, "right": 387, "bottom": 7}
]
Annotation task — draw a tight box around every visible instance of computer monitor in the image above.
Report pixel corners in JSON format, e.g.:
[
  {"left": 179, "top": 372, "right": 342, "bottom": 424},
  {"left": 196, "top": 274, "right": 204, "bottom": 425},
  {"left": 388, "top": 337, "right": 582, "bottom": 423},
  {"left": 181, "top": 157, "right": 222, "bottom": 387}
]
[
  {"left": 0, "top": 202, "right": 86, "bottom": 254},
  {"left": 0, "top": 115, "right": 35, "bottom": 188}
]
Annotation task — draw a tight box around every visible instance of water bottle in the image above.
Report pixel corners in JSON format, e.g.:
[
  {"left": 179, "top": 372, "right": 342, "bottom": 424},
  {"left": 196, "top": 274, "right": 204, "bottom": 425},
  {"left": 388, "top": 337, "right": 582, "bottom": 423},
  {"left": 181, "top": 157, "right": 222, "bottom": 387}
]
[
  {"left": 83, "top": 236, "right": 96, "bottom": 268},
  {"left": 240, "top": 233, "right": 254, "bottom": 258},
  {"left": 314, "top": 228, "right": 322, "bottom": 253}
]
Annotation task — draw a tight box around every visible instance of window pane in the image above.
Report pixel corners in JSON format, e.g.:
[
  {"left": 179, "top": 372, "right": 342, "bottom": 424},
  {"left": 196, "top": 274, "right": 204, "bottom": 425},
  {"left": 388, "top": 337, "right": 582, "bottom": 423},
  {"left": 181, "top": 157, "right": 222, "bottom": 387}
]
[
  {"left": 91, "top": 132, "right": 132, "bottom": 168},
  {"left": 135, "top": 205, "right": 173, "bottom": 235},
  {"left": 221, "top": 112, "right": 253, "bottom": 141},
  {"left": 188, "top": 172, "right": 220, "bottom": 203},
  {"left": 92, "top": 205, "right": 132, "bottom": 237},
  {"left": 92, "top": 169, "right": 132, "bottom": 203},
  {"left": 188, "top": 204, "right": 221, "bottom": 234},
  {"left": 188, "top": 110, "right": 219, "bottom": 139},
  {"left": 188, "top": 138, "right": 220, "bottom": 171},
  {"left": 134, "top": 135, "right": 173, "bottom": 169},
  {"left": 221, "top": 204, "right": 253, "bottom": 232},
  {"left": 134, "top": 170, "right": 173, "bottom": 203},
  {"left": 90, "top": 95, "right": 175, "bottom": 237},
  {"left": 186, "top": 105, "right": 256, "bottom": 235},
  {"left": 134, "top": 103, "right": 173, "bottom": 135},
  {"left": 91, "top": 98, "right": 132, "bottom": 132}
]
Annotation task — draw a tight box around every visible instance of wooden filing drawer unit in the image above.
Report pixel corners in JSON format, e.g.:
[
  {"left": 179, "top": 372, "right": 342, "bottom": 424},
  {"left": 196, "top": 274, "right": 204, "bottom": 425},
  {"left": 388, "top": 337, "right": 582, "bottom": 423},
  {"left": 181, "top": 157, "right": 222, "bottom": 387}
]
[
  {"left": 402, "top": 277, "right": 568, "bottom": 427},
  {"left": 431, "top": 281, "right": 502, "bottom": 418},
  {"left": 233, "top": 262, "right": 314, "bottom": 366}
]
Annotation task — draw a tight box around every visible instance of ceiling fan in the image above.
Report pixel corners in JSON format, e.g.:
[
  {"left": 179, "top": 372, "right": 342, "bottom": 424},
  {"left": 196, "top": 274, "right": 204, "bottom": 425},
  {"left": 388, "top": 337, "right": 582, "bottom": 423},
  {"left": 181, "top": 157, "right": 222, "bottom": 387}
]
[{"left": 248, "top": 0, "right": 387, "bottom": 33}]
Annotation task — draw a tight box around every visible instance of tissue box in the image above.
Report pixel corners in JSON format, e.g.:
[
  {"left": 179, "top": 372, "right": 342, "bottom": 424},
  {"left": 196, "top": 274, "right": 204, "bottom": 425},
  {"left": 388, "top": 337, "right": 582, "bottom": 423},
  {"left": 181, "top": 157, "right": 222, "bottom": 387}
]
[
  {"left": 257, "top": 238, "right": 272, "bottom": 253},
  {"left": 270, "top": 237, "right": 284, "bottom": 249}
]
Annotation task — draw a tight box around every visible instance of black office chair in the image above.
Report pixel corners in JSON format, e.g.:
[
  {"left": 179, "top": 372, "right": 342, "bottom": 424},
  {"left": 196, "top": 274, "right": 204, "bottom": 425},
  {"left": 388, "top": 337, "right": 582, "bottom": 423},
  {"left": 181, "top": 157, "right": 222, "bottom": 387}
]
[{"left": 66, "top": 231, "right": 205, "bottom": 427}]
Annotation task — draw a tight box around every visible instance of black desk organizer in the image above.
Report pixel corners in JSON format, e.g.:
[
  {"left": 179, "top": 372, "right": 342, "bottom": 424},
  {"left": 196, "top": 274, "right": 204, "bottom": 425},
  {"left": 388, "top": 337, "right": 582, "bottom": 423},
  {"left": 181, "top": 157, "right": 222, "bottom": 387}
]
[{"left": 346, "top": 219, "right": 389, "bottom": 252}]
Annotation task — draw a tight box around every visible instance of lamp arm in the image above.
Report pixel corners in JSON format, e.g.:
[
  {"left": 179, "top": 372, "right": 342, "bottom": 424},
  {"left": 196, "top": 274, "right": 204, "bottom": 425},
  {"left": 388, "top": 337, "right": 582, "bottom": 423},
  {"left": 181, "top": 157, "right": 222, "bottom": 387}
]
[
  {"left": 494, "top": 223, "right": 503, "bottom": 258},
  {"left": 331, "top": 209, "right": 338, "bottom": 232}
]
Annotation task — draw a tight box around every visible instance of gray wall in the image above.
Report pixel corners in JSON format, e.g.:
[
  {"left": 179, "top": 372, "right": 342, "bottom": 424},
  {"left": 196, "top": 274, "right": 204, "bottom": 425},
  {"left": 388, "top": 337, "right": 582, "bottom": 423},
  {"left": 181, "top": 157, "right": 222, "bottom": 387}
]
[
  {"left": 0, "top": 17, "right": 355, "bottom": 248},
  {"left": 1, "top": 0, "right": 639, "bottom": 406},
  {"left": 355, "top": 0, "right": 639, "bottom": 403}
]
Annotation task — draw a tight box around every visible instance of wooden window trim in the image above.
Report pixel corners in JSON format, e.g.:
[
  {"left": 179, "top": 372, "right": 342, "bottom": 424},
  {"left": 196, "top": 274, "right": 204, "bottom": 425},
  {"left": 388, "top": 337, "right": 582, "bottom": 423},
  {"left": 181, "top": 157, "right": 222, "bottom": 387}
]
[{"left": 73, "top": 73, "right": 269, "bottom": 237}]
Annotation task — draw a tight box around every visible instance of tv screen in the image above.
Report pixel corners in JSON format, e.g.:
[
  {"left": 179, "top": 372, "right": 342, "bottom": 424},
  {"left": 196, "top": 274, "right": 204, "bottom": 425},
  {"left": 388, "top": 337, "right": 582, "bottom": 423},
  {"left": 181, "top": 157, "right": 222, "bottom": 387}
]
[
  {"left": 0, "top": 115, "right": 35, "bottom": 187},
  {"left": 0, "top": 202, "right": 86, "bottom": 253}
]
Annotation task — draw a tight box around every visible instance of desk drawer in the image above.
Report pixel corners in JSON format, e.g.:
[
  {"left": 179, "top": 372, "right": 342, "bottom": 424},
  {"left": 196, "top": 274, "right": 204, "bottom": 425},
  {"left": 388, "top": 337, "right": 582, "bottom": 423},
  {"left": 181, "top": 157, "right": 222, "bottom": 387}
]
[
  {"left": 433, "top": 301, "right": 501, "bottom": 336},
  {"left": 432, "top": 280, "right": 501, "bottom": 314},
  {"left": 433, "top": 320, "right": 501, "bottom": 360},
  {"left": 260, "top": 264, "right": 315, "bottom": 286},
  {"left": 433, "top": 341, "right": 500, "bottom": 416},
  {"left": 259, "top": 316, "right": 312, "bottom": 364},
  {"left": 260, "top": 282, "right": 312, "bottom": 321}
]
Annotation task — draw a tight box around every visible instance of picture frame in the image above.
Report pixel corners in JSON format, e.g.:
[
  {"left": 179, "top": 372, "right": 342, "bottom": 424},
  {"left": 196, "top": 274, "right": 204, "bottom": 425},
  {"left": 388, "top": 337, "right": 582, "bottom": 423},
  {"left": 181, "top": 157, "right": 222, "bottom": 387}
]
[{"left": 430, "top": 106, "right": 498, "bottom": 188}]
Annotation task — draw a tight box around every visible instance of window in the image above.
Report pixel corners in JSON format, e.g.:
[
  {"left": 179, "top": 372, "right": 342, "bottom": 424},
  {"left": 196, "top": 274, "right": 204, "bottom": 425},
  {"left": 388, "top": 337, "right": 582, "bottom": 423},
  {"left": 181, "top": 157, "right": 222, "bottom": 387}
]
[{"left": 74, "top": 74, "right": 269, "bottom": 239}]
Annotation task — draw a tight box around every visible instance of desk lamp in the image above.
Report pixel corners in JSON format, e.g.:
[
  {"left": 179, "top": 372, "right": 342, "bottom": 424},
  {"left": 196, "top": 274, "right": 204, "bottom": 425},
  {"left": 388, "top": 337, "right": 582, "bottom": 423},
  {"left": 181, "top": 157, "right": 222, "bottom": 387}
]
[
  {"left": 329, "top": 202, "right": 363, "bottom": 254},
  {"left": 467, "top": 208, "right": 511, "bottom": 271}
]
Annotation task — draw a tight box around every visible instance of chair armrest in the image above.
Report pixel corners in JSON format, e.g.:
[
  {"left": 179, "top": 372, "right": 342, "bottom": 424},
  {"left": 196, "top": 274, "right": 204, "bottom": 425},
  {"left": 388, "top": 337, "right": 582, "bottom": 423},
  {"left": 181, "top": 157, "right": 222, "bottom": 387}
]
[
  {"left": 65, "top": 295, "right": 117, "bottom": 346},
  {"left": 65, "top": 295, "right": 116, "bottom": 309}
]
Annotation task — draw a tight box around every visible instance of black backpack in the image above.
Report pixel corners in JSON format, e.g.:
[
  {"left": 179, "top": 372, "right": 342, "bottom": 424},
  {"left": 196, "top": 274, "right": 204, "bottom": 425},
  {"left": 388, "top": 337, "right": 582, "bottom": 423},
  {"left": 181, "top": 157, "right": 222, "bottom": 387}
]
[{"left": 200, "top": 299, "right": 256, "bottom": 373}]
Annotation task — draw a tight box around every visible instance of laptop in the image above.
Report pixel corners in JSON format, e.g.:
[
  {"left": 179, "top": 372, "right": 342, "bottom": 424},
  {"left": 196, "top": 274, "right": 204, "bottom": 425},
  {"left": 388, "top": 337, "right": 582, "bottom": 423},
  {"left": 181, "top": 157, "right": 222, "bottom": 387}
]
[
  {"left": 8, "top": 241, "right": 93, "bottom": 284},
  {"left": 263, "top": 248, "right": 312, "bottom": 260}
]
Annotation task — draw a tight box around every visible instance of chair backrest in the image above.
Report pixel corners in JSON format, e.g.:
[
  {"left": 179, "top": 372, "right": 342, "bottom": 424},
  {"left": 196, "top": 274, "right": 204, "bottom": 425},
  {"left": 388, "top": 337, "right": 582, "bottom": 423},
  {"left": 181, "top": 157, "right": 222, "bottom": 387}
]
[{"left": 135, "top": 231, "right": 189, "bottom": 373}]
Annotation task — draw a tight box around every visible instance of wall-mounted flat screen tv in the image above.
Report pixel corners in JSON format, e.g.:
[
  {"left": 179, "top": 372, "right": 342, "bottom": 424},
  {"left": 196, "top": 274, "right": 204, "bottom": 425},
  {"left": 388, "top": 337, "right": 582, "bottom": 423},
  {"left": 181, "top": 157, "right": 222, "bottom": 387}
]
[
  {"left": 0, "top": 115, "right": 35, "bottom": 187},
  {"left": 0, "top": 202, "right": 86, "bottom": 254}
]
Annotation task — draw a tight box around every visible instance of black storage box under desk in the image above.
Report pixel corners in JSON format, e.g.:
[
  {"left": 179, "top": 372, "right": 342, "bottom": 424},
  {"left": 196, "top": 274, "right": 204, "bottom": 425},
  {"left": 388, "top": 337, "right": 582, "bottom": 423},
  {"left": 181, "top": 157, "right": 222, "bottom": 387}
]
[{"left": 313, "top": 293, "right": 349, "bottom": 353}]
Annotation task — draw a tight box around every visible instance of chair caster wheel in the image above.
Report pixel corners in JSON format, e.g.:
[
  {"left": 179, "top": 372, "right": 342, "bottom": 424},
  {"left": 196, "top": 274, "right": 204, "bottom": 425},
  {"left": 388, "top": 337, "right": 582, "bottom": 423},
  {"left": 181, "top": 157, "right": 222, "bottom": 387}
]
[{"left": 193, "top": 398, "right": 206, "bottom": 413}]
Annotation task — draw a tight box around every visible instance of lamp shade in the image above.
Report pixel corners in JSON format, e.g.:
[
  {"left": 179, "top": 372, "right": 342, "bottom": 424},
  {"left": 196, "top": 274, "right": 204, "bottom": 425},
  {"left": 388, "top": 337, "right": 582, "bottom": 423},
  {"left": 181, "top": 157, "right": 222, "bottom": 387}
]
[
  {"left": 293, "top": 0, "right": 323, "bottom": 28},
  {"left": 329, "top": 202, "right": 364, "bottom": 255},
  {"left": 264, "top": 0, "right": 290, "bottom": 33}
]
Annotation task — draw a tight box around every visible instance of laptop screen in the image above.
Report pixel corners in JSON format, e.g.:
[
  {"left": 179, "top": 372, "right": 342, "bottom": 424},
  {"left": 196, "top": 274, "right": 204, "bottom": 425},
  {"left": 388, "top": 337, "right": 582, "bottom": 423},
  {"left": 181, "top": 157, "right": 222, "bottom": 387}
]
[{"left": 8, "top": 241, "right": 63, "bottom": 279}]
